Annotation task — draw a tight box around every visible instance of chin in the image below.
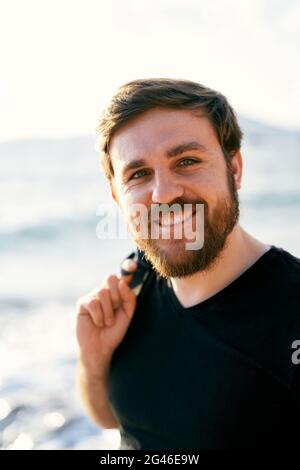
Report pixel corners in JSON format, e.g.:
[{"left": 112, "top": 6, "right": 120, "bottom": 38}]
[{"left": 136, "top": 238, "right": 204, "bottom": 278}]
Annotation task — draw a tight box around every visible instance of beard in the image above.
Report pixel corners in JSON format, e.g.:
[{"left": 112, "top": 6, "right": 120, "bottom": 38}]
[{"left": 127, "top": 165, "right": 240, "bottom": 279}]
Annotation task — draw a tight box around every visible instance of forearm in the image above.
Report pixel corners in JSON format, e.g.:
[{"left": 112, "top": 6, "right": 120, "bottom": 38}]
[{"left": 77, "top": 358, "right": 120, "bottom": 429}]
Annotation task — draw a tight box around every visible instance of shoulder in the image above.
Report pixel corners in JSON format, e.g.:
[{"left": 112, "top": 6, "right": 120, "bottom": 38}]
[
  {"left": 267, "top": 246, "right": 300, "bottom": 291},
  {"left": 272, "top": 246, "right": 300, "bottom": 274}
]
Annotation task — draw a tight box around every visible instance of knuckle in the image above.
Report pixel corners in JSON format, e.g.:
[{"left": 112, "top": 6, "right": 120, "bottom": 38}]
[
  {"left": 89, "top": 297, "right": 100, "bottom": 310},
  {"left": 103, "top": 274, "right": 117, "bottom": 285},
  {"left": 108, "top": 274, "right": 118, "bottom": 283},
  {"left": 76, "top": 295, "right": 88, "bottom": 310},
  {"left": 100, "top": 287, "right": 110, "bottom": 298}
]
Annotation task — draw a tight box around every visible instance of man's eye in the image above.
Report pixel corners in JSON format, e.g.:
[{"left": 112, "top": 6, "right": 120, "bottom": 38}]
[
  {"left": 178, "top": 158, "right": 198, "bottom": 167},
  {"left": 130, "top": 169, "right": 149, "bottom": 180}
]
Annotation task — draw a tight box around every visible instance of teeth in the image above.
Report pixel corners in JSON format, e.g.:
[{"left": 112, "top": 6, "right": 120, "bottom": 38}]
[{"left": 159, "top": 210, "right": 193, "bottom": 226}]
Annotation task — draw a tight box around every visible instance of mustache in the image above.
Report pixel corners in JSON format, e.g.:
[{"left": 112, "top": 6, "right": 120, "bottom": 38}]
[
  {"left": 148, "top": 199, "right": 207, "bottom": 220},
  {"left": 148, "top": 198, "right": 207, "bottom": 213},
  {"left": 125, "top": 198, "right": 208, "bottom": 227}
]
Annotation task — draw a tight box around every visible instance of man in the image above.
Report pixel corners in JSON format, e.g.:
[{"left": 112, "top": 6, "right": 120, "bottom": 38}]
[{"left": 76, "top": 78, "right": 300, "bottom": 450}]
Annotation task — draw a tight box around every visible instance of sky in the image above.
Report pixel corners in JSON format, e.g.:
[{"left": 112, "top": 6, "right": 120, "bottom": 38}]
[{"left": 0, "top": 0, "right": 299, "bottom": 143}]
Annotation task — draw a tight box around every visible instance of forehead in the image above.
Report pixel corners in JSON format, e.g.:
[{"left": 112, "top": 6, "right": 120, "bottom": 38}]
[{"left": 109, "top": 107, "right": 219, "bottom": 165}]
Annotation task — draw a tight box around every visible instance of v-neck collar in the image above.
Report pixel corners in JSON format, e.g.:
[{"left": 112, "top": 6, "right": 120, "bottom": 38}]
[{"left": 164, "top": 245, "right": 280, "bottom": 314}]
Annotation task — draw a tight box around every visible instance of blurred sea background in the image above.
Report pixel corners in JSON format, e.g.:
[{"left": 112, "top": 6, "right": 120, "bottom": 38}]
[{"left": 0, "top": 117, "right": 299, "bottom": 449}]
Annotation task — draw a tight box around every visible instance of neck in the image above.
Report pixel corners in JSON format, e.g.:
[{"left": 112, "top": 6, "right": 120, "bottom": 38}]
[{"left": 169, "top": 224, "right": 271, "bottom": 308}]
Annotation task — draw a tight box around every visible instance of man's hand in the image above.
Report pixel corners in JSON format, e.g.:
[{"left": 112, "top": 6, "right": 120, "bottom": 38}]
[{"left": 76, "top": 258, "right": 138, "bottom": 375}]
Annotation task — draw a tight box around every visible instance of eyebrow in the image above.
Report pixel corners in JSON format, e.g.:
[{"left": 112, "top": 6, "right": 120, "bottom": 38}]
[
  {"left": 167, "top": 141, "right": 207, "bottom": 157},
  {"left": 121, "top": 141, "right": 207, "bottom": 177}
]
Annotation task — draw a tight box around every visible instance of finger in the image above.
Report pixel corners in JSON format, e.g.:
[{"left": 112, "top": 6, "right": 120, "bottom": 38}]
[
  {"left": 80, "top": 295, "right": 104, "bottom": 328},
  {"left": 97, "top": 288, "right": 115, "bottom": 327},
  {"left": 104, "top": 274, "right": 122, "bottom": 310},
  {"left": 118, "top": 279, "right": 136, "bottom": 318},
  {"left": 76, "top": 296, "right": 89, "bottom": 315}
]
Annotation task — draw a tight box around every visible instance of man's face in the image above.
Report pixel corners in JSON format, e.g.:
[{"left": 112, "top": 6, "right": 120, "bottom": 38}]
[{"left": 109, "top": 107, "right": 242, "bottom": 278}]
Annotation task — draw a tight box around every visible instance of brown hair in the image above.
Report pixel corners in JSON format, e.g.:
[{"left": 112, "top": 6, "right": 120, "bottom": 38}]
[{"left": 96, "top": 78, "right": 243, "bottom": 181}]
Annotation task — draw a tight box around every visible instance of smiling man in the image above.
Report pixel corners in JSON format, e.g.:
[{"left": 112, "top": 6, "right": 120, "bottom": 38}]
[{"left": 76, "top": 78, "right": 300, "bottom": 450}]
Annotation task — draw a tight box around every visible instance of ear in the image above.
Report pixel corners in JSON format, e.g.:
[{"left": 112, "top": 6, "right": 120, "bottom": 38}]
[{"left": 230, "top": 150, "right": 243, "bottom": 190}]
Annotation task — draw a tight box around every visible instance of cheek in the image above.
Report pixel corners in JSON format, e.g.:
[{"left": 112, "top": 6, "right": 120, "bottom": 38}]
[
  {"left": 118, "top": 189, "right": 149, "bottom": 225},
  {"left": 191, "top": 172, "right": 229, "bottom": 211},
  {"left": 189, "top": 171, "right": 217, "bottom": 196},
  {"left": 121, "top": 184, "right": 151, "bottom": 207}
]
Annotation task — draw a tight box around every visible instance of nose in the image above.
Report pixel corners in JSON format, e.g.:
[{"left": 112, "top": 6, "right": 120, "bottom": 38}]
[{"left": 151, "top": 171, "right": 184, "bottom": 204}]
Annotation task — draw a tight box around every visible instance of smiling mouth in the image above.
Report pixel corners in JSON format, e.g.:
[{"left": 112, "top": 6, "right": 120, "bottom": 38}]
[{"left": 154, "top": 209, "right": 196, "bottom": 227}]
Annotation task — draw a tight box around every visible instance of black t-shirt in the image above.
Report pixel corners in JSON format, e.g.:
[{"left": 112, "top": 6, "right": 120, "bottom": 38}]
[{"left": 108, "top": 245, "right": 300, "bottom": 449}]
